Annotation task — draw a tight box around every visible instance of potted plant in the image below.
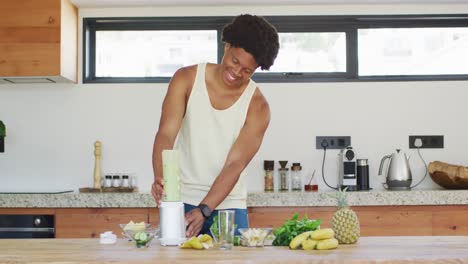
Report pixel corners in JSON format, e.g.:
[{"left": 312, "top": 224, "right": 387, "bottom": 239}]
[{"left": 0, "top": 120, "right": 5, "bottom": 137}]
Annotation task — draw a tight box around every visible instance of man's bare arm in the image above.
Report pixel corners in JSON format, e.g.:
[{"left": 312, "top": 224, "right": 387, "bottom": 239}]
[{"left": 151, "top": 67, "right": 193, "bottom": 204}]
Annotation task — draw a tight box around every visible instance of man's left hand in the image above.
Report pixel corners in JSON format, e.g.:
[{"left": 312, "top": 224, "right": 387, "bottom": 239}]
[{"left": 185, "top": 208, "right": 205, "bottom": 237}]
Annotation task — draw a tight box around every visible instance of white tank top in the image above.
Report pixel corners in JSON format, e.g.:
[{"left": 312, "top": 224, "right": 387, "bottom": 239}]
[{"left": 175, "top": 63, "right": 257, "bottom": 209}]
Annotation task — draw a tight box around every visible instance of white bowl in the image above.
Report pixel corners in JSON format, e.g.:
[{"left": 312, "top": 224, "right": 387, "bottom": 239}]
[{"left": 238, "top": 228, "right": 273, "bottom": 247}]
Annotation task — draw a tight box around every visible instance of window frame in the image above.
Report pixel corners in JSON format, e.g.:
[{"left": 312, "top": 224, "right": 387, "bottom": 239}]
[
  {"left": 83, "top": 14, "right": 468, "bottom": 83},
  {"left": 83, "top": 17, "right": 230, "bottom": 83}
]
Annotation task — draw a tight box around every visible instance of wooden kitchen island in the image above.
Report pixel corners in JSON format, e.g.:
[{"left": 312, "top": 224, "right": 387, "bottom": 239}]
[{"left": 2, "top": 236, "right": 468, "bottom": 263}]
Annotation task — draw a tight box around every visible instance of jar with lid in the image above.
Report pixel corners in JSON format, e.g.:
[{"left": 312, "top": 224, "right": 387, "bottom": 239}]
[
  {"left": 264, "top": 160, "right": 274, "bottom": 192},
  {"left": 112, "top": 175, "right": 121, "bottom": 187},
  {"left": 104, "top": 175, "right": 112, "bottom": 188},
  {"left": 291, "top": 163, "right": 302, "bottom": 192},
  {"left": 122, "top": 175, "right": 130, "bottom": 188},
  {"left": 278, "top": 160, "right": 289, "bottom": 192}
]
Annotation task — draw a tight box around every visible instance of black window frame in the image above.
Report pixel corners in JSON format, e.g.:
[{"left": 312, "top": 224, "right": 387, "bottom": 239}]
[{"left": 83, "top": 14, "right": 468, "bottom": 83}]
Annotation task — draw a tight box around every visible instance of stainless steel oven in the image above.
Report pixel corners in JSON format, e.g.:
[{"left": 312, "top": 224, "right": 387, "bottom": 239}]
[{"left": 0, "top": 215, "right": 55, "bottom": 238}]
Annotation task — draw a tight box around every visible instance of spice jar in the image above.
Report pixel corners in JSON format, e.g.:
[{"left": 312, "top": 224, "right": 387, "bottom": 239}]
[
  {"left": 122, "top": 175, "right": 130, "bottom": 188},
  {"left": 264, "top": 160, "right": 274, "bottom": 192},
  {"left": 291, "top": 163, "right": 302, "bottom": 192},
  {"left": 112, "top": 175, "right": 121, "bottom": 187},
  {"left": 278, "top": 161, "right": 289, "bottom": 192},
  {"left": 104, "top": 175, "right": 112, "bottom": 188}
]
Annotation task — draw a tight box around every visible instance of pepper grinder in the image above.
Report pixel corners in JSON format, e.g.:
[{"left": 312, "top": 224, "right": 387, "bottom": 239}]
[
  {"left": 93, "top": 141, "right": 102, "bottom": 189},
  {"left": 278, "top": 161, "right": 289, "bottom": 192}
]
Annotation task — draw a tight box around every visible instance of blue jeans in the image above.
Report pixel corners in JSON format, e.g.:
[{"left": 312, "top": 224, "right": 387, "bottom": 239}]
[{"left": 184, "top": 203, "right": 249, "bottom": 236}]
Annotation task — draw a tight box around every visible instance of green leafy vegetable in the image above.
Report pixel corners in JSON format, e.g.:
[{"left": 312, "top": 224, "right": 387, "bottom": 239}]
[
  {"left": 272, "top": 213, "right": 321, "bottom": 246},
  {"left": 210, "top": 215, "right": 219, "bottom": 238}
]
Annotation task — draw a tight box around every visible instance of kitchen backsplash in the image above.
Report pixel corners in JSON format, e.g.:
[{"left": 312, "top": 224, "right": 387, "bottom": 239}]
[{"left": 1, "top": 80, "right": 467, "bottom": 192}]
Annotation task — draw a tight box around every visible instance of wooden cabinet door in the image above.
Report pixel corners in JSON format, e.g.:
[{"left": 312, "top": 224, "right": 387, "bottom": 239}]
[
  {"left": 432, "top": 206, "right": 468, "bottom": 235},
  {"left": 0, "top": 0, "right": 61, "bottom": 76},
  {"left": 55, "top": 208, "right": 150, "bottom": 238}
]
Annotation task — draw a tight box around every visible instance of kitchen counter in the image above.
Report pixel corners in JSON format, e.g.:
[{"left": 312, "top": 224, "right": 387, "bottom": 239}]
[
  {"left": 1, "top": 236, "right": 468, "bottom": 263},
  {"left": 1, "top": 190, "right": 468, "bottom": 208}
]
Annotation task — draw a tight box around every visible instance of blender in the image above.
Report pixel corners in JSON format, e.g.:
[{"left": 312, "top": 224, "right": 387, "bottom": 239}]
[{"left": 159, "top": 149, "right": 186, "bottom": 246}]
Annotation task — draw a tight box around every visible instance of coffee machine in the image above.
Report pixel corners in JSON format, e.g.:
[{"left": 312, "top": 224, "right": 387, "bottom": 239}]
[
  {"left": 159, "top": 150, "right": 186, "bottom": 246},
  {"left": 338, "top": 146, "right": 358, "bottom": 191}
]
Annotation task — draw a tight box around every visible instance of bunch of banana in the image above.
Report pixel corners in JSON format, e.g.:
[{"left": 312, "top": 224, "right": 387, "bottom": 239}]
[
  {"left": 289, "top": 228, "right": 338, "bottom": 250},
  {"left": 179, "top": 234, "right": 213, "bottom": 250}
]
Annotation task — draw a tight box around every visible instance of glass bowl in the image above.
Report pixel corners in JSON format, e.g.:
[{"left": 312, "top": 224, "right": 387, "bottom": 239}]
[
  {"left": 238, "top": 228, "right": 273, "bottom": 247},
  {"left": 122, "top": 227, "right": 160, "bottom": 248},
  {"left": 119, "top": 223, "right": 152, "bottom": 240}
]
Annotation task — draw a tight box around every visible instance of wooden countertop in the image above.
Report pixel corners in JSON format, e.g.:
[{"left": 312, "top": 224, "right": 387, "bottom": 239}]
[{"left": 2, "top": 236, "right": 468, "bottom": 263}]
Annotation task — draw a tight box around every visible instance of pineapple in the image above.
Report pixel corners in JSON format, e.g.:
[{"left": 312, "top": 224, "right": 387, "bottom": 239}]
[{"left": 331, "top": 188, "right": 360, "bottom": 244}]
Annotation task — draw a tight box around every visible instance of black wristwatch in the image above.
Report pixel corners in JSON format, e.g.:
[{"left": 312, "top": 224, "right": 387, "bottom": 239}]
[{"left": 197, "top": 204, "right": 212, "bottom": 219}]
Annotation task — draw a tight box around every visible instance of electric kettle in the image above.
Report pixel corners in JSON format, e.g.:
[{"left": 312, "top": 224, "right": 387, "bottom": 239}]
[{"left": 378, "top": 149, "right": 412, "bottom": 190}]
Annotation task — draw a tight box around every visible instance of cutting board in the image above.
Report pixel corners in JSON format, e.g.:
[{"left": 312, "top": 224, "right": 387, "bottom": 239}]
[{"left": 79, "top": 187, "right": 138, "bottom": 193}]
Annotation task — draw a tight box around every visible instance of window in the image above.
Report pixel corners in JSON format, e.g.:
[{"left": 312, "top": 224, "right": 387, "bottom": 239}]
[
  {"left": 83, "top": 15, "right": 468, "bottom": 83},
  {"left": 83, "top": 17, "right": 230, "bottom": 83},
  {"left": 358, "top": 27, "right": 468, "bottom": 76},
  {"left": 95, "top": 30, "right": 217, "bottom": 77},
  {"left": 270, "top": 32, "right": 346, "bottom": 73}
]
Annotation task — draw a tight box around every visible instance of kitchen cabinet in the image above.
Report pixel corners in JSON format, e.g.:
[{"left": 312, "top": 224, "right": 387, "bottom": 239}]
[
  {"left": 248, "top": 205, "right": 468, "bottom": 236},
  {"left": 0, "top": 208, "right": 154, "bottom": 238},
  {"left": 55, "top": 209, "right": 154, "bottom": 238},
  {"left": 1, "top": 205, "right": 467, "bottom": 238},
  {"left": 0, "top": 0, "right": 77, "bottom": 83}
]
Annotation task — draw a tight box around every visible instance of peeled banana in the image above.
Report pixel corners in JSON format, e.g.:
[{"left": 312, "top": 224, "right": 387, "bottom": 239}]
[{"left": 179, "top": 235, "right": 213, "bottom": 250}]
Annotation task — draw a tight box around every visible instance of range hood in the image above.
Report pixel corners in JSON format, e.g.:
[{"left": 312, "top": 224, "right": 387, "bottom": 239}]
[
  {"left": 0, "top": 76, "right": 75, "bottom": 84},
  {"left": 0, "top": 0, "right": 77, "bottom": 85}
]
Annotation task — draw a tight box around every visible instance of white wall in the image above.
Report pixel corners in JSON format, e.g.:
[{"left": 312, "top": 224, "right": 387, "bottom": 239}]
[{"left": 1, "top": 4, "right": 468, "bottom": 193}]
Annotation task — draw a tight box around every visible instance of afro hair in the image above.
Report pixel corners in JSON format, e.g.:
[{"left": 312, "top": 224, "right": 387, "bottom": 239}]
[{"left": 222, "top": 14, "right": 279, "bottom": 70}]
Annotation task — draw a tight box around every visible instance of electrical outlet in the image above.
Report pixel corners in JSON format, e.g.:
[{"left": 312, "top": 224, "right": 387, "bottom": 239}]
[
  {"left": 409, "top": 135, "right": 444, "bottom": 149},
  {"left": 316, "top": 136, "right": 351, "bottom": 149}
]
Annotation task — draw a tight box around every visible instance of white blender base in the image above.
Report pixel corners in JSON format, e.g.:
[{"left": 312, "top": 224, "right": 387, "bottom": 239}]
[
  {"left": 159, "top": 237, "right": 187, "bottom": 246},
  {"left": 159, "top": 201, "right": 186, "bottom": 247}
]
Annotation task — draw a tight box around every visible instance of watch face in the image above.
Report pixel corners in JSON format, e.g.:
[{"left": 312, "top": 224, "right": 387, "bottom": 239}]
[{"left": 200, "top": 205, "right": 211, "bottom": 218}]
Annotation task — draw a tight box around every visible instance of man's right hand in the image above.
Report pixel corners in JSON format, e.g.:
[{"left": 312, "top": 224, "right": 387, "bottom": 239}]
[{"left": 151, "top": 177, "right": 164, "bottom": 206}]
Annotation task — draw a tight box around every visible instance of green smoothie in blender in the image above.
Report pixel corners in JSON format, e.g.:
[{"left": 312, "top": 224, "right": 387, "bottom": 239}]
[{"left": 162, "top": 150, "right": 181, "bottom": 201}]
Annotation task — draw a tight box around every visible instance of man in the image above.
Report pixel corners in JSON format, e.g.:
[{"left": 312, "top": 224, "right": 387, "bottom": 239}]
[{"left": 152, "top": 14, "right": 279, "bottom": 238}]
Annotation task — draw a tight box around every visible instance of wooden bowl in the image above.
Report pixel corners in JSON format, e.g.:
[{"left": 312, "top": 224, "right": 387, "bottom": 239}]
[{"left": 428, "top": 161, "right": 468, "bottom": 189}]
